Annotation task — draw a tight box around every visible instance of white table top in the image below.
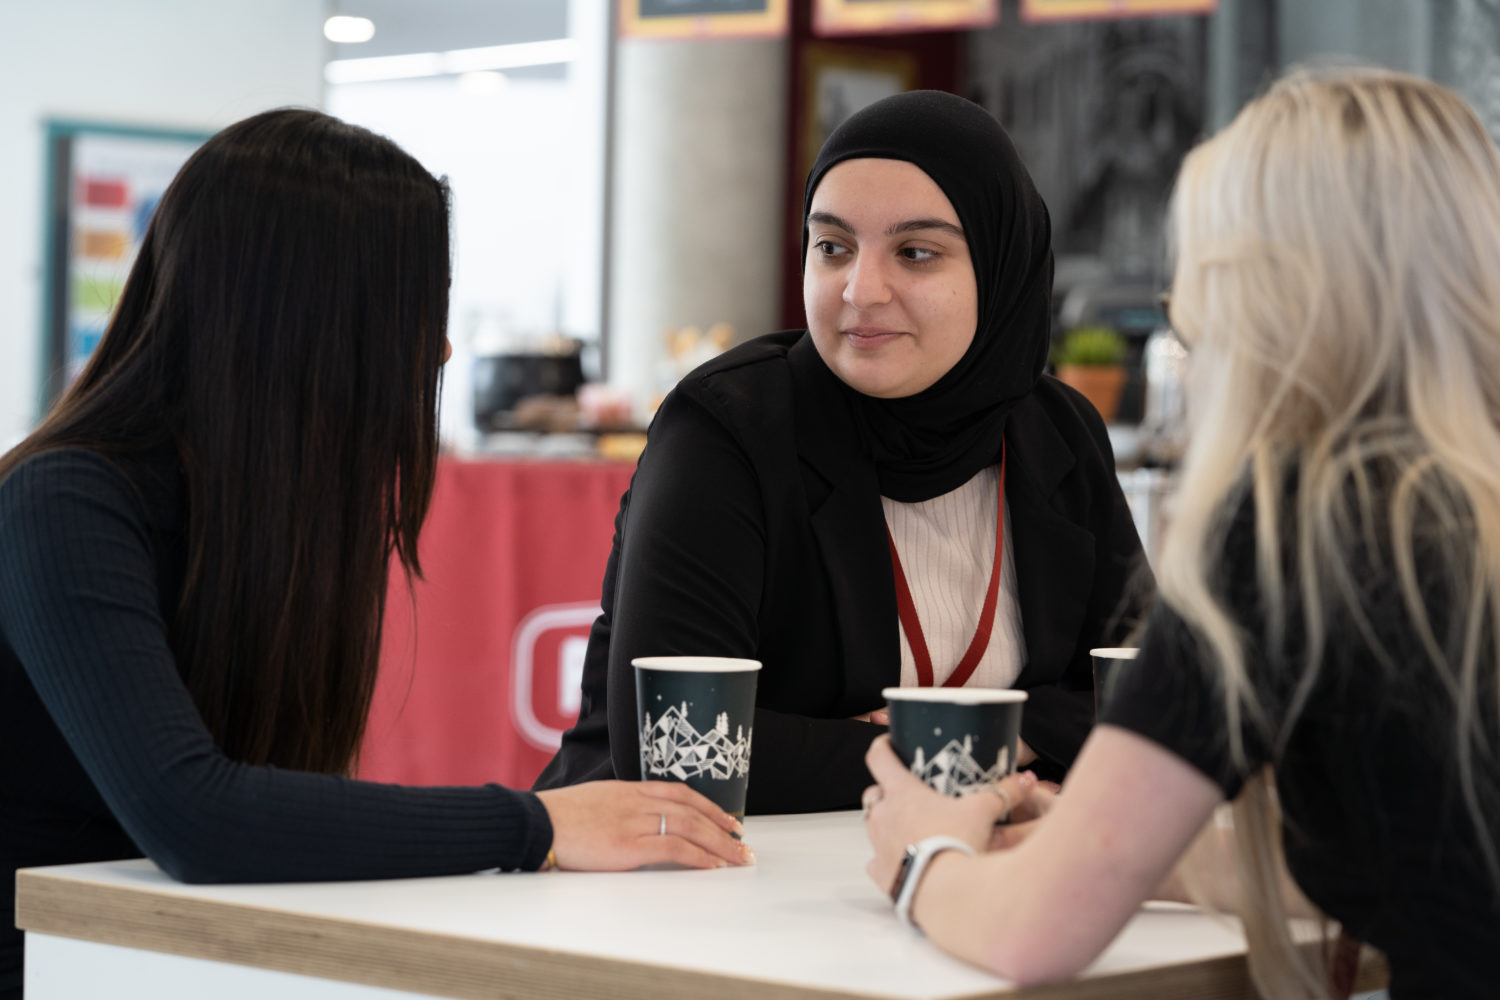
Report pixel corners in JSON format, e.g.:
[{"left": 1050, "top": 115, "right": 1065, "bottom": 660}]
[{"left": 19, "top": 811, "right": 1261, "bottom": 999}]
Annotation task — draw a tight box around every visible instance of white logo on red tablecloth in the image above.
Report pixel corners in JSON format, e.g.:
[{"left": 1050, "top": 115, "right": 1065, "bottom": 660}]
[{"left": 510, "top": 601, "right": 599, "bottom": 750}]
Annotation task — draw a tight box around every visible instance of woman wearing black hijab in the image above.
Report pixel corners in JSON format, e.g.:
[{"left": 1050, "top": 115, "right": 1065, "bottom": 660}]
[{"left": 537, "top": 91, "right": 1149, "bottom": 813}]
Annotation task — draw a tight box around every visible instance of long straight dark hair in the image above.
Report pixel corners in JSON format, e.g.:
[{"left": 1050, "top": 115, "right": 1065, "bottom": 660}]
[{"left": 0, "top": 109, "right": 450, "bottom": 775}]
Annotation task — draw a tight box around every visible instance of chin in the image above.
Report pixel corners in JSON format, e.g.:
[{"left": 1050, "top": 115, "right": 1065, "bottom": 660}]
[
  {"left": 839, "top": 358, "right": 929, "bottom": 398},
  {"left": 838, "top": 371, "right": 911, "bottom": 399},
  {"left": 812, "top": 336, "right": 908, "bottom": 397}
]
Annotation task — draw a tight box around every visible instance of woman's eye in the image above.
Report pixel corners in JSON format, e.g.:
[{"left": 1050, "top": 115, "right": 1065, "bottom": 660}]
[
  {"left": 900, "top": 246, "right": 938, "bottom": 263},
  {"left": 814, "top": 240, "right": 848, "bottom": 259}
]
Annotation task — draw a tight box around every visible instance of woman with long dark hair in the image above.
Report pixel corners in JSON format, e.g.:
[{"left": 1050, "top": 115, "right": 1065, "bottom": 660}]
[{"left": 0, "top": 108, "right": 748, "bottom": 999}]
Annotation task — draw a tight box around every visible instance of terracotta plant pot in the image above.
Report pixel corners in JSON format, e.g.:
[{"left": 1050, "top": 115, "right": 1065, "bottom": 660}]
[{"left": 1056, "top": 364, "right": 1128, "bottom": 422}]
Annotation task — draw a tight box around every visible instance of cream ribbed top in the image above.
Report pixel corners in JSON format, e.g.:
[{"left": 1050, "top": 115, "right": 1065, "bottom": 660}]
[{"left": 881, "top": 465, "right": 1026, "bottom": 689}]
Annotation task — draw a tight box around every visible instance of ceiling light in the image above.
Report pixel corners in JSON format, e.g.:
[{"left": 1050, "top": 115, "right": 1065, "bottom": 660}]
[
  {"left": 324, "top": 16, "right": 376, "bottom": 44},
  {"left": 325, "top": 38, "right": 577, "bottom": 85}
]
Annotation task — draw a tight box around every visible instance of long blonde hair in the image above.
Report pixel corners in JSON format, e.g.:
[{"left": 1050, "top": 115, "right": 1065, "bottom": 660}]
[{"left": 1163, "top": 67, "right": 1500, "bottom": 997}]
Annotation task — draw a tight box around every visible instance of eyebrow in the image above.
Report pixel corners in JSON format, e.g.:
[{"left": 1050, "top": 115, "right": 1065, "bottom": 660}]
[{"left": 807, "top": 211, "right": 966, "bottom": 242}]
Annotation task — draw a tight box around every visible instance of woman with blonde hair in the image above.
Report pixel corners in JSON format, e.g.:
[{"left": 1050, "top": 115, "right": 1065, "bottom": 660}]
[{"left": 861, "top": 67, "right": 1500, "bottom": 998}]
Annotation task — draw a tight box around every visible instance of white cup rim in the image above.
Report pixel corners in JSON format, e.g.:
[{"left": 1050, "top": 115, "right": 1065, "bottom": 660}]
[
  {"left": 881, "top": 687, "right": 1027, "bottom": 705},
  {"left": 1089, "top": 647, "right": 1139, "bottom": 659},
  {"left": 632, "top": 656, "right": 762, "bottom": 673}
]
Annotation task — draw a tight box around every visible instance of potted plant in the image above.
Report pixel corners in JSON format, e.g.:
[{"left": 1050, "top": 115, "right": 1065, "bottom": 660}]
[{"left": 1051, "top": 326, "right": 1129, "bottom": 422}]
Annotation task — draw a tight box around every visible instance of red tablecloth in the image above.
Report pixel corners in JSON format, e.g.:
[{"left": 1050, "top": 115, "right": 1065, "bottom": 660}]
[{"left": 357, "top": 457, "right": 636, "bottom": 789}]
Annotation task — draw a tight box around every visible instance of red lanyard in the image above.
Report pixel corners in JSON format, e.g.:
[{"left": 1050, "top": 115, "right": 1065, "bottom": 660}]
[{"left": 883, "top": 446, "right": 1006, "bottom": 688}]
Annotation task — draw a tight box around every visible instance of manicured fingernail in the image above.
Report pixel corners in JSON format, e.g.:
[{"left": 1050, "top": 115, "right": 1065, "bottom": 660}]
[
  {"left": 741, "top": 846, "right": 757, "bottom": 866},
  {"left": 732, "top": 818, "right": 746, "bottom": 835},
  {"left": 1020, "top": 771, "right": 1037, "bottom": 787}
]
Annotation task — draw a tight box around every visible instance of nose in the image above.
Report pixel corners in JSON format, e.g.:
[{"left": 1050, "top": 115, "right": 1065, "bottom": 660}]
[{"left": 843, "top": 254, "right": 892, "bottom": 310}]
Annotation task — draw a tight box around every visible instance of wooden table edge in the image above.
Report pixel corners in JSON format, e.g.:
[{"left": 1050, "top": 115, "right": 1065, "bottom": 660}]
[
  {"left": 15, "top": 867, "right": 1385, "bottom": 1000},
  {"left": 19, "top": 868, "right": 867, "bottom": 1000}
]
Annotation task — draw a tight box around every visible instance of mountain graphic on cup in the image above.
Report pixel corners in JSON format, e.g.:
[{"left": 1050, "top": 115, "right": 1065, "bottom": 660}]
[
  {"left": 909, "top": 734, "right": 1011, "bottom": 797},
  {"left": 641, "top": 702, "right": 752, "bottom": 782}
]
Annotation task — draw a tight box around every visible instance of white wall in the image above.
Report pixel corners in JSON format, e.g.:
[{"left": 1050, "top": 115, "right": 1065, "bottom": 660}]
[
  {"left": 329, "top": 75, "right": 605, "bottom": 449},
  {"left": 326, "top": 0, "right": 609, "bottom": 451},
  {"left": 0, "top": 0, "right": 327, "bottom": 448}
]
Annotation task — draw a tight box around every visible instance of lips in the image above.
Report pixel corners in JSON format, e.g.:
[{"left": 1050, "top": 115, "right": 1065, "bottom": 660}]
[{"left": 842, "top": 328, "right": 905, "bottom": 349}]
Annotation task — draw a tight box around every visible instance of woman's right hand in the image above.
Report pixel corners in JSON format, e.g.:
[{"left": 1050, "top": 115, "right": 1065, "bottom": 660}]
[{"left": 535, "top": 781, "right": 754, "bottom": 871}]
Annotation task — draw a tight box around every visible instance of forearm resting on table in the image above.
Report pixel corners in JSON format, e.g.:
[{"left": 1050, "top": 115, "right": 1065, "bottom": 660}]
[
  {"left": 908, "top": 848, "right": 1142, "bottom": 985},
  {"left": 907, "top": 727, "right": 1222, "bottom": 985}
]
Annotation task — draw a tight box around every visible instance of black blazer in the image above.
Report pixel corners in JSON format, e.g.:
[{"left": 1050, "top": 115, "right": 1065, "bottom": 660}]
[{"left": 535, "top": 331, "right": 1151, "bottom": 813}]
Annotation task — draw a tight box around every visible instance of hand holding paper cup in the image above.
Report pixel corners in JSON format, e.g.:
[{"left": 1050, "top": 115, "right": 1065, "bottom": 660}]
[
  {"left": 634, "top": 656, "right": 761, "bottom": 822},
  {"left": 882, "top": 687, "right": 1027, "bottom": 797}
]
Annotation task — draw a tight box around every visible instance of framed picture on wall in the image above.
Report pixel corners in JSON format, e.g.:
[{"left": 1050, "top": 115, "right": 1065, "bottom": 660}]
[
  {"left": 40, "top": 121, "right": 208, "bottom": 407},
  {"left": 1021, "top": 0, "right": 1216, "bottom": 22},
  {"left": 800, "top": 45, "right": 919, "bottom": 179},
  {"left": 619, "top": 0, "right": 790, "bottom": 39},
  {"left": 813, "top": 0, "right": 999, "bottom": 36}
]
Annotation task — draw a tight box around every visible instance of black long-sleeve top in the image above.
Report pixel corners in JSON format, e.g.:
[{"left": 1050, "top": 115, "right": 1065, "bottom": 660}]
[{"left": 0, "top": 448, "right": 552, "bottom": 997}]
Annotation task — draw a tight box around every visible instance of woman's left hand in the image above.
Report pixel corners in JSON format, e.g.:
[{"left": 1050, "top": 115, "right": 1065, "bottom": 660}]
[
  {"left": 862, "top": 735, "right": 1038, "bottom": 895},
  {"left": 986, "top": 781, "right": 1057, "bottom": 850}
]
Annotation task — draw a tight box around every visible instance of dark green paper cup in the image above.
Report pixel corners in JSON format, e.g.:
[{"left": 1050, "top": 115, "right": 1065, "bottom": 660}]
[
  {"left": 634, "top": 656, "right": 761, "bottom": 819},
  {"left": 1089, "top": 647, "right": 1138, "bottom": 717},
  {"left": 883, "top": 687, "right": 1027, "bottom": 797}
]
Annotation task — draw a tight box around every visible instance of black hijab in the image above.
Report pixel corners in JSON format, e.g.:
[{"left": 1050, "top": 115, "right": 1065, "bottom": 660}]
[{"left": 801, "top": 90, "right": 1054, "bottom": 503}]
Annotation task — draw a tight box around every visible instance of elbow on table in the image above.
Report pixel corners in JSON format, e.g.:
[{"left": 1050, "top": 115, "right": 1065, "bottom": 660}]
[
  {"left": 148, "top": 846, "right": 242, "bottom": 885},
  {"left": 119, "top": 758, "right": 296, "bottom": 884},
  {"left": 983, "top": 929, "right": 1096, "bottom": 988},
  {"left": 136, "top": 816, "right": 279, "bottom": 884}
]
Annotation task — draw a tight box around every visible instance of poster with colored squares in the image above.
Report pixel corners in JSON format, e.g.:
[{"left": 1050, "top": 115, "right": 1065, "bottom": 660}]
[{"left": 43, "top": 123, "right": 207, "bottom": 404}]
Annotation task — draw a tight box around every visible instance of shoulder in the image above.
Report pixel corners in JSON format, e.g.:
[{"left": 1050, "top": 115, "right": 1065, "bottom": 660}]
[
  {"left": 638, "top": 334, "right": 811, "bottom": 499},
  {"left": 0, "top": 448, "right": 164, "bottom": 549},
  {"left": 1021, "top": 376, "right": 1114, "bottom": 456},
  {"left": 0, "top": 448, "right": 137, "bottom": 510},
  {"left": 1006, "top": 376, "right": 1120, "bottom": 494},
  {"left": 677, "top": 331, "right": 799, "bottom": 404},
  {"left": 669, "top": 331, "right": 802, "bottom": 437}
]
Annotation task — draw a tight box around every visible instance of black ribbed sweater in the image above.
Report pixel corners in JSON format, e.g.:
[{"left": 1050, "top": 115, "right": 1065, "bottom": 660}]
[{"left": 0, "top": 448, "right": 552, "bottom": 997}]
